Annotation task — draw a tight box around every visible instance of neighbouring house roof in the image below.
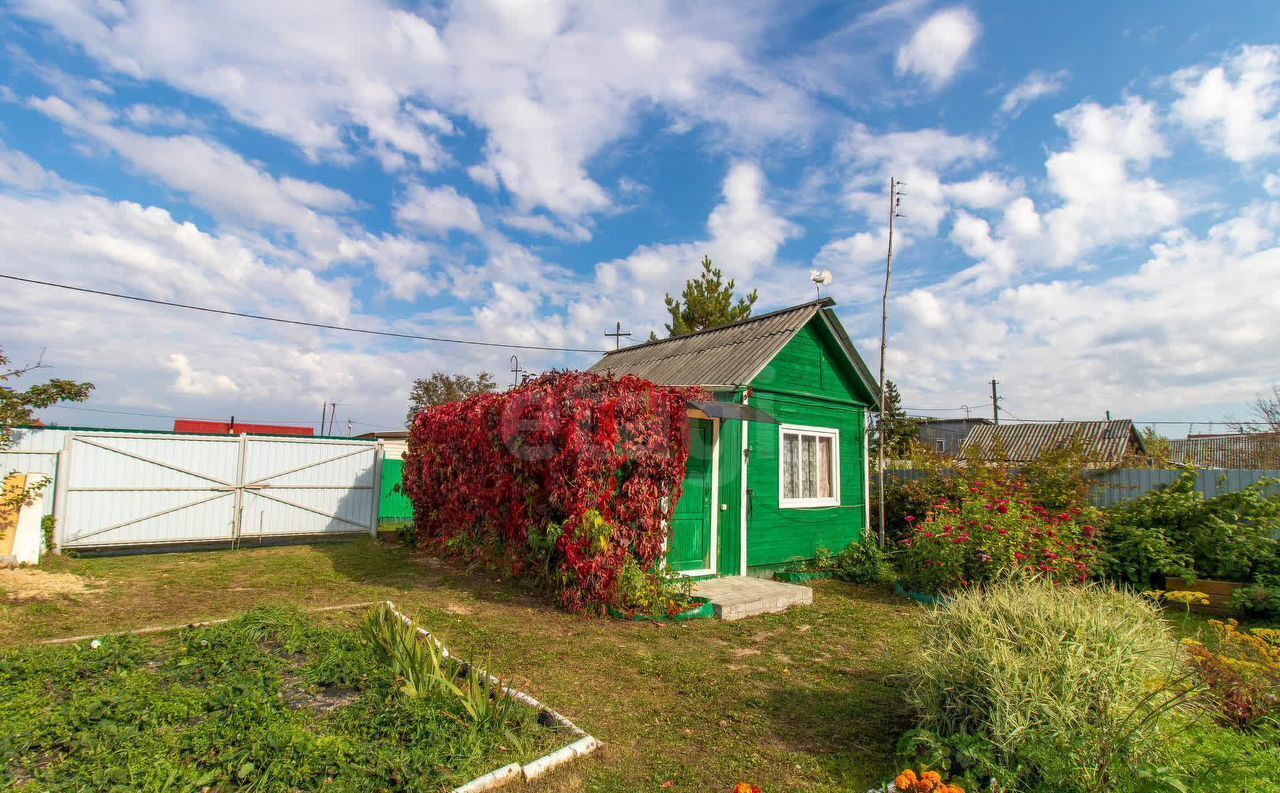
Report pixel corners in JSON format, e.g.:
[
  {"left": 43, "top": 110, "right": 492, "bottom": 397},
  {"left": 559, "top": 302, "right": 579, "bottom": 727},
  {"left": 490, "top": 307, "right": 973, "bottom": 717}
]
[
  {"left": 961, "top": 420, "right": 1146, "bottom": 464},
  {"left": 587, "top": 298, "right": 879, "bottom": 402},
  {"left": 1167, "top": 432, "right": 1280, "bottom": 469},
  {"left": 354, "top": 430, "right": 410, "bottom": 440},
  {"left": 172, "top": 419, "right": 313, "bottom": 437}
]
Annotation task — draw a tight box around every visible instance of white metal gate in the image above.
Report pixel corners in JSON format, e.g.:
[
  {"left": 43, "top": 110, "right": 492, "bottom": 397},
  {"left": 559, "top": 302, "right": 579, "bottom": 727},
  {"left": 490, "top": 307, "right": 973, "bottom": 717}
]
[{"left": 57, "top": 432, "right": 379, "bottom": 550}]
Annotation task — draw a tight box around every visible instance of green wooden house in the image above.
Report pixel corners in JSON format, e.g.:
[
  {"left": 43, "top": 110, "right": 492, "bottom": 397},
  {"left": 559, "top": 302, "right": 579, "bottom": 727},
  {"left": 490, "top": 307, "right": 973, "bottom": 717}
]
[{"left": 588, "top": 298, "right": 879, "bottom": 578}]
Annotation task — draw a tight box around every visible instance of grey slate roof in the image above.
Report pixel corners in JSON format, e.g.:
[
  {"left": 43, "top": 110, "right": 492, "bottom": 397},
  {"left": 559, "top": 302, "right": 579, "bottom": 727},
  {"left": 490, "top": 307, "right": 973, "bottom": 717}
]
[
  {"left": 961, "top": 420, "right": 1146, "bottom": 464},
  {"left": 588, "top": 298, "right": 879, "bottom": 401},
  {"left": 1167, "top": 433, "right": 1280, "bottom": 468}
]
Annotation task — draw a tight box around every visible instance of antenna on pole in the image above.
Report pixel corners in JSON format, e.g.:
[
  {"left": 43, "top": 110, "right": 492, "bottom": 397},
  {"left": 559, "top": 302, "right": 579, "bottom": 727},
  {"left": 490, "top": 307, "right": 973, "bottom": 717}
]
[
  {"left": 877, "top": 176, "right": 905, "bottom": 549},
  {"left": 604, "top": 321, "right": 631, "bottom": 351},
  {"left": 810, "top": 269, "right": 832, "bottom": 298},
  {"left": 508, "top": 355, "right": 527, "bottom": 388}
]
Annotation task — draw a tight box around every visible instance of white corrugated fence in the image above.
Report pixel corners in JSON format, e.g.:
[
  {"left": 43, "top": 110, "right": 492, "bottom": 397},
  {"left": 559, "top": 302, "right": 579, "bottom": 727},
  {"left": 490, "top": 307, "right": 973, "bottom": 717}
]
[{"left": 4, "top": 427, "right": 382, "bottom": 552}]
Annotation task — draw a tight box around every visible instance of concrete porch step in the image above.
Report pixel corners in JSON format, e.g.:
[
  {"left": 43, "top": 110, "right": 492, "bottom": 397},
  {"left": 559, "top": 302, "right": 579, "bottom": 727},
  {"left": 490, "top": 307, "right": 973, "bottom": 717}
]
[{"left": 692, "top": 576, "right": 813, "bottom": 621}]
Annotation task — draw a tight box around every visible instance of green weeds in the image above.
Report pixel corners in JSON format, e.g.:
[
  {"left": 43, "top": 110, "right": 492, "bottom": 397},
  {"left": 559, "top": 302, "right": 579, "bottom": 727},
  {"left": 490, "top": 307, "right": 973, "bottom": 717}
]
[{"left": 0, "top": 605, "right": 557, "bottom": 791}]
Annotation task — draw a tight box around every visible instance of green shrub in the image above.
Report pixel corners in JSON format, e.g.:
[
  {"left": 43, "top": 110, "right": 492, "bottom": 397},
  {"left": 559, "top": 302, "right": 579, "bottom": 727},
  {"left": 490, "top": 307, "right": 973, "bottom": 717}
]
[
  {"left": 1101, "top": 469, "right": 1280, "bottom": 585},
  {"left": 902, "top": 580, "right": 1194, "bottom": 793},
  {"left": 831, "top": 539, "right": 893, "bottom": 584},
  {"left": 1231, "top": 574, "right": 1280, "bottom": 620},
  {"left": 1171, "top": 721, "right": 1280, "bottom": 790},
  {"left": 39, "top": 515, "right": 54, "bottom": 552},
  {"left": 610, "top": 556, "right": 693, "bottom": 619}
]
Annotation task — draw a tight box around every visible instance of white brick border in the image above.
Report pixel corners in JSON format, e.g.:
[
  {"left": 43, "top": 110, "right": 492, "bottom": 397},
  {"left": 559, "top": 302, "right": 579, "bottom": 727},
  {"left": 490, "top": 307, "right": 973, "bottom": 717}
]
[{"left": 381, "top": 601, "right": 602, "bottom": 791}]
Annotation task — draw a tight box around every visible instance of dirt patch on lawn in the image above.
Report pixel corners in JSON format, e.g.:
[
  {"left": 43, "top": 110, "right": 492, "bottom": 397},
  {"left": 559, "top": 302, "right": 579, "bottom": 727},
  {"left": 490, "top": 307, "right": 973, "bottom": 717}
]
[{"left": 0, "top": 568, "right": 94, "bottom": 602}]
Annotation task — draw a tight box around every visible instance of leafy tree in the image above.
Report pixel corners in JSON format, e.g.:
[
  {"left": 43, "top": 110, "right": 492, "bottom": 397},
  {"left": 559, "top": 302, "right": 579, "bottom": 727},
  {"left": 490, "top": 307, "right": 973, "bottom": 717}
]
[
  {"left": 405, "top": 372, "right": 496, "bottom": 426},
  {"left": 1140, "top": 427, "right": 1174, "bottom": 468},
  {"left": 871, "top": 380, "right": 920, "bottom": 460},
  {"left": 652, "top": 255, "right": 757, "bottom": 339},
  {"left": 1227, "top": 383, "right": 1280, "bottom": 433},
  {"left": 0, "top": 347, "right": 93, "bottom": 510}
]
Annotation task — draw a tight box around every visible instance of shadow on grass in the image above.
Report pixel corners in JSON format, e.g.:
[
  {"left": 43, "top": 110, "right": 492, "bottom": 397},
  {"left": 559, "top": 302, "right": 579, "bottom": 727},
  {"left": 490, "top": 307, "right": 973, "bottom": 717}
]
[
  {"left": 314, "top": 538, "right": 564, "bottom": 613},
  {"left": 765, "top": 673, "right": 911, "bottom": 788}
]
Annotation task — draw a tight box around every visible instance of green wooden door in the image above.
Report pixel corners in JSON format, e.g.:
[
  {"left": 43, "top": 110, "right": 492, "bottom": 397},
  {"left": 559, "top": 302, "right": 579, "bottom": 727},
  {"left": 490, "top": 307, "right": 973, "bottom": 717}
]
[{"left": 669, "top": 419, "right": 713, "bottom": 572}]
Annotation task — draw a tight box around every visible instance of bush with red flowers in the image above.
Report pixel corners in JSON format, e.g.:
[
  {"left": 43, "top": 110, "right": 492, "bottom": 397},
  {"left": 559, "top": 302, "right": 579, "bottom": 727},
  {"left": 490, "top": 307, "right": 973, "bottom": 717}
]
[
  {"left": 402, "top": 370, "right": 705, "bottom": 613},
  {"left": 896, "top": 469, "right": 1100, "bottom": 594}
]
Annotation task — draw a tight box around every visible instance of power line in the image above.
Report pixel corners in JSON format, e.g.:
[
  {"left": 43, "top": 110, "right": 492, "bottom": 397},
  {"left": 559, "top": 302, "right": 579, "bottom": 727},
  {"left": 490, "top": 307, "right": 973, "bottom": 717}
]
[
  {"left": 46, "top": 406, "right": 316, "bottom": 424},
  {"left": 0, "top": 273, "right": 607, "bottom": 354}
]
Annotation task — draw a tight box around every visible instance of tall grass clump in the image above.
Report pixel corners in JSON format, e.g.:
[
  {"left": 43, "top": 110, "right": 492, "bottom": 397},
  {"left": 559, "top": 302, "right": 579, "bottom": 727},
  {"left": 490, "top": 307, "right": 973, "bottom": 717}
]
[{"left": 901, "top": 580, "right": 1196, "bottom": 793}]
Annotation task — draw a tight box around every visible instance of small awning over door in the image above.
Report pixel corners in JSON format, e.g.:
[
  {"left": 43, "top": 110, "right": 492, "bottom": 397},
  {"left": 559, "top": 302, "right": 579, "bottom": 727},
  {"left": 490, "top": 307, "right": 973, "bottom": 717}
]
[{"left": 687, "top": 401, "right": 779, "bottom": 424}]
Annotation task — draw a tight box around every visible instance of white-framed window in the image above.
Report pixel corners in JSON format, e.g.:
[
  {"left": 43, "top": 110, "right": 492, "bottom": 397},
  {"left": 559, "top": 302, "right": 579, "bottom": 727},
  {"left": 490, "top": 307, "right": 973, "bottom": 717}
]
[{"left": 779, "top": 424, "right": 840, "bottom": 508}]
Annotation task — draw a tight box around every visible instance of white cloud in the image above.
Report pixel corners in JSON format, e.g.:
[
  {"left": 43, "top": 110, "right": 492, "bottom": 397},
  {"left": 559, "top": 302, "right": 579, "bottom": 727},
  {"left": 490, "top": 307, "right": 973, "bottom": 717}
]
[
  {"left": 394, "top": 184, "right": 483, "bottom": 236},
  {"left": 999, "top": 69, "right": 1069, "bottom": 117},
  {"left": 894, "top": 7, "right": 981, "bottom": 91},
  {"left": 30, "top": 95, "right": 356, "bottom": 254},
  {"left": 838, "top": 123, "right": 993, "bottom": 235},
  {"left": 1172, "top": 44, "right": 1280, "bottom": 164},
  {"left": 587, "top": 161, "right": 798, "bottom": 337},
  {"left": 943, "top": 173, "right": 1015, "bottom": 208},
  {"left": 888, "top": 202, "right": 1280, "bottom": 418},
  {"left": 706, "top": 162, "right": 801, "bottom": 279},
  {"left": 15, "top": 0, "right": 819, "bottom": 222},
  {"left": 124, "top": 103, "right": 194, "bottom": 129},
  {"left": 167, "top": 353, "right": 238, "bottom": 395},
  {"left": 1042, "top": 97, "right": 1179, "bottom": 263},
  {"left": 0, "top": 139, "right": 67, "bottom": 191},
  {"left": 0, "top": 185, "right": 462, "bottom": 428}
]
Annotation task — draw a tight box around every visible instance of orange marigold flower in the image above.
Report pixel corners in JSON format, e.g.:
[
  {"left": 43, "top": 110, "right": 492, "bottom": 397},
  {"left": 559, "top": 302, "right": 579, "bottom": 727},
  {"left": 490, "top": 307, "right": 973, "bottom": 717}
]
[
  {"left": 733, "top": 784, "right": 755, "bottom": 793},
  {"left": 920, "top": 771, "right": 943, "bottom": 785},
  {"left": 912, "top": 780, "right": 933, "bottom": 793},
  {"left": 894, "top": 770, "right": 918, "bottom": 791}
]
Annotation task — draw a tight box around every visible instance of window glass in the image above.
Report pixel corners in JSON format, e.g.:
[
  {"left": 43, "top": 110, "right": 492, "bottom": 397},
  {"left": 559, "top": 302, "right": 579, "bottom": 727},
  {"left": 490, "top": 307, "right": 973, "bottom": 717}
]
[
  {"left": 782, "top": 432, "right": 799, "bottom": 499},
  {"left": 801, "top": 434, "right": 816, "bottom": 498},
  {"left": 817, "top": 435, "right": 833, "bottom": 498}
]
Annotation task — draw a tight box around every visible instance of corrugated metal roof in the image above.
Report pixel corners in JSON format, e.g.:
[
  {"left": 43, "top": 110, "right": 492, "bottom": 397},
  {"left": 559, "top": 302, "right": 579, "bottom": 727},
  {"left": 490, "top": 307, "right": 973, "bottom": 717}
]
[
  {"left": 588, "top": 299, "right": 832, "bottom": 387},
  {"left": 1168, "top": 433, "right": 1280, "bottom": 468},
  {"left": 961, "top": 420, "right": 1143, "bottom": 463}
]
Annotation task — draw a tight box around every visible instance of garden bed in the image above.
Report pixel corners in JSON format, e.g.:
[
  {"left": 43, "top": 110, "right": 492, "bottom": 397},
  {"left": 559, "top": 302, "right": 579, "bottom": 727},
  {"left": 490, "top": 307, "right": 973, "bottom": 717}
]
[{"left": 0, "top": 604, "right": 574, "bottom": 791}]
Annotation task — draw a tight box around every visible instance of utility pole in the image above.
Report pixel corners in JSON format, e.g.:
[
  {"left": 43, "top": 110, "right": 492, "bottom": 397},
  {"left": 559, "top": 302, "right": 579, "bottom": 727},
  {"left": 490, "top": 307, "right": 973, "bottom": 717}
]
[
  {"left": 604, "top": 321, "right": 631, "bottom": 351},
  {"left": 327, "top": 403, "right": 339, "bottom": 435},
  {"left": 990, "top": 380, "right": 1000, "bottom": 425},
  {"left": 346, "top": 418, "right": 352, "bottom": 437},
  {"left": 877, "top": 177, "right": 905, "bottom": 548},
  {"left": 319, "top": 403, "right": 328, "bottom": 435}
]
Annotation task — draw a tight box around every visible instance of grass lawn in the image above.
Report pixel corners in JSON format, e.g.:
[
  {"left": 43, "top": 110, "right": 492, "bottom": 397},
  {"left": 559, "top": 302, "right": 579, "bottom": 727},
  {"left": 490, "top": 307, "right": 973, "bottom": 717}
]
[{"left": 0, "top": 541, "right": 924, "bottom": 792}]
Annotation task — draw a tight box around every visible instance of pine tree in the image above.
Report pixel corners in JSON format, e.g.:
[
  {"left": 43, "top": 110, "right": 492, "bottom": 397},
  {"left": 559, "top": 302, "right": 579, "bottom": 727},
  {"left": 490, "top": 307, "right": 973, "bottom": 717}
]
[
  {"left": 871, "top": 380, "right": 920, "bottom": 460},
  {"left": 655, "top": 256, "right": 757, "bottom": 339}
]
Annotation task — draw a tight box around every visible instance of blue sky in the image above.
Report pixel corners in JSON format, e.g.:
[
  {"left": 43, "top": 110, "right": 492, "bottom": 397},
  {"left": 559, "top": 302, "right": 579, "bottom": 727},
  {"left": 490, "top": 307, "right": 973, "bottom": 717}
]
[{"left": 0, "top": 0, "right": 1278, "bottom": 435}]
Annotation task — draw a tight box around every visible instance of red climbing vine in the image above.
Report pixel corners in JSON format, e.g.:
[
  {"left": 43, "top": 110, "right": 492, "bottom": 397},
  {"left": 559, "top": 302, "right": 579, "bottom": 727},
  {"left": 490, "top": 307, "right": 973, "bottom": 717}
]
[{"left": 402, "top": 371, "right": 706, "bottom": 613}]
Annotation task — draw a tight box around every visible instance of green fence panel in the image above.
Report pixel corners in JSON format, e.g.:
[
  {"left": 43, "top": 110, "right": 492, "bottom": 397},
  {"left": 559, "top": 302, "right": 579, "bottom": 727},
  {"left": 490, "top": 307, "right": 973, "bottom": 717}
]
[{"left": 379, "top": 459, "right": 414, "bottom": 526}]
